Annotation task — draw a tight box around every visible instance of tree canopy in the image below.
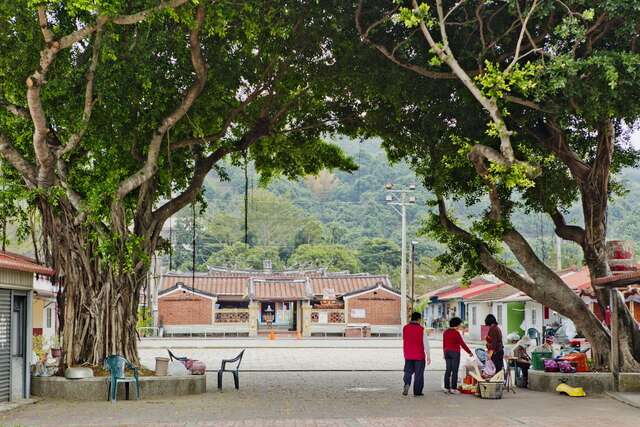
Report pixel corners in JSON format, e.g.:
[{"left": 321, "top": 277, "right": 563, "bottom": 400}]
[
  {"left": 352, "top": 0, "right": 640, "bottom": 369},
  {"left": 0, "top": 0, "right": 362, "bottom": 364}
]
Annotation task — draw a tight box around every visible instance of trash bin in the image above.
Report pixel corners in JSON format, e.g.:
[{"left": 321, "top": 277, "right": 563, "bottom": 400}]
[
  {"left": 531, "top": 351, "right": 552, "bottom": 371},
  {"left": 155, "top": 357, "right": 169, "bottom": 376}
]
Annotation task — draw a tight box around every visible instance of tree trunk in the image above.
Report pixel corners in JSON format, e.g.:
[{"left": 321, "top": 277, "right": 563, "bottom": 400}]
[
  {"left": 500, "top": 230, "right": 613, "bottom": 369},
  {"left": 39, "top": 198, "right": 145, "bottom": 366},
  {"left": 580, "top": 184, "right": 640, "bottom": 371}
]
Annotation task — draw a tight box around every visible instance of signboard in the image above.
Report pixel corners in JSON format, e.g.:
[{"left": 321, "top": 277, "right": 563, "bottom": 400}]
[{"left": 351, "top": 308, "right": 366, "bottom": 319}]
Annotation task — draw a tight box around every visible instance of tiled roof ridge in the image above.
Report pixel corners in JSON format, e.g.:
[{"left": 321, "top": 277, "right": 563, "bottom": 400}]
[{"left": 252, "top": 278, "right": 307, "bottom": 283}]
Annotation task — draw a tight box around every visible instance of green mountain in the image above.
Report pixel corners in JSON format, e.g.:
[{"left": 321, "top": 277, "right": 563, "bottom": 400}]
[{"left": 166, "top": 138, "right": 640, "bottom": 294}]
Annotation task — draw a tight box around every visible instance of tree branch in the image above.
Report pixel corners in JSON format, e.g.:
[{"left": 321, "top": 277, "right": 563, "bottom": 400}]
[
  {"left": 26, "top": 39, "right": 60, "bottom": 188},
  {"left": 506, "top": 0, "right": 539, "bottom": 73},
  {"left": 436, "top": 197, "right": 537, "bottom": 293},
  {"left": 59, "top": 18, "right": 106, "bottom": 158},
  {"left": 0, "top": 134, "right": 37, "bottom": 187},
  {"left": 540, "top": 120, "right": 591, "bottom": 182},
  {"left": 548, "top": 208, "right": 585, "bottom": 246},
  {"left": 169, "top": 82, "right": 269, "bottom": 151},
  {"left": 413, "top": 0, "right": 515, "bottom": 163},
  {"left": 37, "top": 7, "right": 54, "bottom": 43},
  {"left": 355, "top": 1, "right": 458, "bottom": 80},
  {"left": 114, "top": 4, "right": 207, "bottom": 207},
  {"left": 151, "top": 117, "right": 272, "bottom": 239},
  {"left": 1, "top": 101, "right": 30, "bottom": 119}
]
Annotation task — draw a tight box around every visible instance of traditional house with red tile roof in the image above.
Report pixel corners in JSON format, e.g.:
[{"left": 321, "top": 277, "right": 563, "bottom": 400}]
[
  {"left": 0, "top": 251, "right": 54, "bottom": 402},
  {"left": 156, "top": 268, "right": 398, "bottom": 337},
  {"left": 420, "top": 276, "right": 500, "bottom": 328}
]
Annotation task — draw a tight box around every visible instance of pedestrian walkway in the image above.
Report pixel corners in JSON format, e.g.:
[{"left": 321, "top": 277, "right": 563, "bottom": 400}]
[{"left": 1, "top": 372, "right": 637, "bottom": 426}]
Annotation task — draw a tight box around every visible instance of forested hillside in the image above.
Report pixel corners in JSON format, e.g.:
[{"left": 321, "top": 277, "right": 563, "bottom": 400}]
[
  {"left": 4, "top": 137, "right": 638, "bottom": 295},
  {"left": 165, "top": 138, "right": 640, "bottom": 295}
]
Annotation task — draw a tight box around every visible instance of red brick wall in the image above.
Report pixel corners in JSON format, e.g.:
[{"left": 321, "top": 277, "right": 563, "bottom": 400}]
[
  {"left": 158, "top": 293, "right": 212, "bottom": 325},
  {"left": 347, "top": 289, "right": 400, "bottom": 325}
]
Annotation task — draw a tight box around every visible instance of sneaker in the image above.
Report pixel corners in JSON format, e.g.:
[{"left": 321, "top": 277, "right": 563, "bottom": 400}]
[
  {"left": 442, "top": 387, "right": 450, "bottom": 394},
  {"left": 403, "top": 384, "right": 409, "bottom": 396},
  {"left": 450, "top": 389, "right": 461, "bottom": 395},
  {"left": 414, "top": 393, "right": 424, "bottom": 396}
]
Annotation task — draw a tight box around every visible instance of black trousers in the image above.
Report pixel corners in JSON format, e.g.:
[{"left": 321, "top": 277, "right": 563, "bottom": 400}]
[
  {"left": 403, "top": 359, "right": 425, "bottom": 395},
  {"left": 444, "top": 350, "right": 461, "bottom": 390},
  {"left": 491, "top": 349, "right": 505, "bottom": 372}
]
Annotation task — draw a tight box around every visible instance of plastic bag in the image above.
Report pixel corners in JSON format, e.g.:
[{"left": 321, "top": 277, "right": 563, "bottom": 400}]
[
  {"left": 482, "top": 360, "right": 496, "bottom": 378},
  {"left": 167, "top": 360, "right": 189, "bottom": 376},
  {"left": 543, "top": 359, "right": 559, "bottom": 372},
  {"left": 558, "top": 360, "right": 576, "bottom": 373}
]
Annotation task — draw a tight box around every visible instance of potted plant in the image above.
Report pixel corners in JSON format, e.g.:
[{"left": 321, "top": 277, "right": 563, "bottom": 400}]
[
  {"left": 32, "top": 335, "right": 47, "bottom": 362},
  {"left": 50, "top": 336, "right": 63, "bottom": 358}
]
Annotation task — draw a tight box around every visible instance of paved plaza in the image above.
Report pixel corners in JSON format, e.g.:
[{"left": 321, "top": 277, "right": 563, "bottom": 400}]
[
  {"left": 2, "top": 339, "right": 639, "bottom": 426},
  {"left": 1, "top": 371, "right": 638, "bottom": 426},
  {"left": 138, "top": 337, "right": 454, "bottom": 371}
]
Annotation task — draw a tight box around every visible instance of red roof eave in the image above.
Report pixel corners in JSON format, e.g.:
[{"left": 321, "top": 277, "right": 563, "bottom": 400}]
[
  {"left": 0, "top": 252, "right": 55, "bottom": 276},
  {"left": 438, "top": 283, "right": 500, "bottom": 301}
]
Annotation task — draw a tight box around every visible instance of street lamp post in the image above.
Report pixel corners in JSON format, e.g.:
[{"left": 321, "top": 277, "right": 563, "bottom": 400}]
[{"left": 384, "top": 183, "right": 416, "bottom": 326}]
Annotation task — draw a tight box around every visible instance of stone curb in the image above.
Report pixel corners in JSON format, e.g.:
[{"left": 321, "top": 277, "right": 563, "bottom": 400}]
[{"left": 606, "top": 392, "right": 640, "bottom": 410}]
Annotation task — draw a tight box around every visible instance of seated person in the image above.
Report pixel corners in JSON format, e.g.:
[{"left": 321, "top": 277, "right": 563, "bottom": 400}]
[{"left": 512, "top": 337, "right": 532, "bottom": 387}]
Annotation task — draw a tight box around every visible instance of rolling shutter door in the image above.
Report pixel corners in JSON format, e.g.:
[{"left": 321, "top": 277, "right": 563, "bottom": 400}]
[{"left": 0, "top": 289, "right": 11, "bottom": 402}]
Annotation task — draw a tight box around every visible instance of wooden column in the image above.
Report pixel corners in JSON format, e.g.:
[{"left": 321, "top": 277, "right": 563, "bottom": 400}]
[{"left": 610, "top": 288, "right": 620, "bottom": 391}]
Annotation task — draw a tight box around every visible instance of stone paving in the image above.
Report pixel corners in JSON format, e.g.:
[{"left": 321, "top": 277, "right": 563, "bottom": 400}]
[
  {"left": 1, "top": 371, "right": 638, "bottom": 427},
  {"left": 139, "top": 337, "right": 460, "bottom": 371}
]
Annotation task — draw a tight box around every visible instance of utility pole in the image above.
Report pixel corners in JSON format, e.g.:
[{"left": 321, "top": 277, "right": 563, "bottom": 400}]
[
  {"left": 556, "top": 235, "right": 562, "bottom": 271},
  {"left": 411, "top": 241, "right": 418, "bottom": 306},
  {"left": 385, "top": 183, "right": 416, "bottom": 326}
]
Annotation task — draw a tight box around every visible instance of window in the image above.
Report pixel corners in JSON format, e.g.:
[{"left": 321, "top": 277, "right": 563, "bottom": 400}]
[
  {"left": 531, "top": 308, "right": 537, "bottom": 326},
  {"left": 46, "top": 307, "right": 53, "bottom": 329},
  {"left": 496, "top": 304, "right": 503, "bottom": 325},
  {"left": 471, "top": 306, "right": 477, "bottom": 326}
]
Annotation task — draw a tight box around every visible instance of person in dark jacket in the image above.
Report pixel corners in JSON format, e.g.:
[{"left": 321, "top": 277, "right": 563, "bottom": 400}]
[
  {"left": 442, "top": 317, "right": 473, "bottom": 394},
  {"left": 402, "top": 312, "right": 431, "bottom": 396},
  {"left": 485, "top": 314, "right": 504, "bottom": 372}
]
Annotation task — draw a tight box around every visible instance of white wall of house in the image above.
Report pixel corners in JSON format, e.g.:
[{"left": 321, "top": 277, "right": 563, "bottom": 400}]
[
  {"left": 467, "top": 302, "right": 492, "bottom": 340},
  {"left": 491, "top": 302, "right": 507, "bottom": 336},
  {"left": 522, "top": 301, "right": 544, "bottom": 338}
]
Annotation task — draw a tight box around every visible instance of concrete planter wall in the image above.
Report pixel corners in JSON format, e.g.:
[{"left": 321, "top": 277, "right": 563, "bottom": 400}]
[
  {"left": 31, "top": 375, "right": 206, "bottom": 401},
  {"left": 528, "top": 370, "right": 640, "bottom": 394}
]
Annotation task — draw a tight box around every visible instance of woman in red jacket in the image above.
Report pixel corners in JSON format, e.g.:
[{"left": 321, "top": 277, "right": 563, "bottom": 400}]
[
  {"left": 485, "top": 314, "right": 504, "bottom": 373},
  {"left": 442, "top": 317, "right": 473, "bottom": 394}
]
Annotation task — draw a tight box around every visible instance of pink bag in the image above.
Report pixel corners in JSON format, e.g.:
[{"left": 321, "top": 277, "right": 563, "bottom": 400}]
[{"left": 189, "top": 360, "right": 206, "bottom": 375}]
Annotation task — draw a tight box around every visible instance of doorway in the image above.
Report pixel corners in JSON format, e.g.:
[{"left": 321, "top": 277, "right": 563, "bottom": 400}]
[{"left": 11, "top": 294, "right": 26, "bottom": 401}]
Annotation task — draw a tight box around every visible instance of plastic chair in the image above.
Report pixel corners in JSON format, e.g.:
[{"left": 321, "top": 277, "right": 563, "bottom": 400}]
[
  {"left": 167, "top": 349, "right": 189, "bottom": 363},
  {"left": 104, "top": 355, "right": 141, "bottom": 402},
  {"left": 527, "top": 328, "right": 541, "bottom": 346},
  {"left": 217, "top": 349, "right": 245, "bottom": 390}
]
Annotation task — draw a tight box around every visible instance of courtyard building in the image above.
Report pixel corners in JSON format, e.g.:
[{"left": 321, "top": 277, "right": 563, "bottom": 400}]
[{"left": 155, "top": 267, "right": 400, "bottom": 337}]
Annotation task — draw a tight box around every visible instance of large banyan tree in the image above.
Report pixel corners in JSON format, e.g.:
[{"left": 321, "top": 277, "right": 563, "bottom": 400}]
[
  {"left": 353, "top": 0, "right": 640, "bottom": 370},
  {"left": 0, "top": 0, "right": 359, "bottom": 364}
]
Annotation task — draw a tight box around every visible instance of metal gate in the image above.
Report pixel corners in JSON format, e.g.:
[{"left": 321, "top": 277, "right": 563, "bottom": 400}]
[{"left": 0, "top": 289, "right": 10, "bottom": 402}]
